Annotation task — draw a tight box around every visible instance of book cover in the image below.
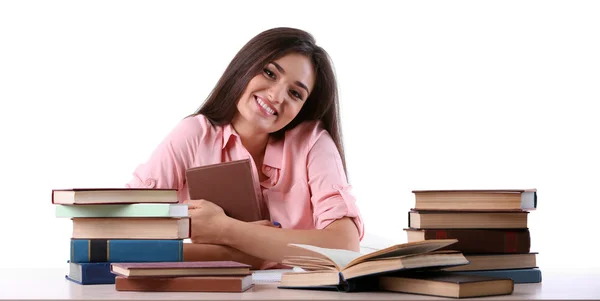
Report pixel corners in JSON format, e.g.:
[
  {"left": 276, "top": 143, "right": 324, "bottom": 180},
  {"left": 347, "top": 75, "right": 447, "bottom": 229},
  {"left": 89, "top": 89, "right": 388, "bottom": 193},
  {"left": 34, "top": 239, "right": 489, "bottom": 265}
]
[
  {"left": 185, "top": 159, "right": 265, "bottom": 222},
  {"left": 115, "top": 275, "right": 254, "bottom": 292},
  {"left": 70, "top": 239, "right": 183, "bottom": 263}
]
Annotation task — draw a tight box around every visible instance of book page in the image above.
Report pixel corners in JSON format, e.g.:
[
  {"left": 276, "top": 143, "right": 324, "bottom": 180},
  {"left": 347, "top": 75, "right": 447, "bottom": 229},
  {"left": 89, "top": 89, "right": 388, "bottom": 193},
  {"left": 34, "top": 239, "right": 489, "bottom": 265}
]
[{"left": 287, "top": 244, "right": 363, "bottom": 270}]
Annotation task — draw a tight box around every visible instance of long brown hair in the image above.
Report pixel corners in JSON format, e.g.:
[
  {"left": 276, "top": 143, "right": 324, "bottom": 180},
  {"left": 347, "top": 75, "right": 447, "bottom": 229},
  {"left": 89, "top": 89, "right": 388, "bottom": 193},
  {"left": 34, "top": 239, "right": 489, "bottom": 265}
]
[{"left": 191, "top": 27, "right": 347, "bottom": 175}]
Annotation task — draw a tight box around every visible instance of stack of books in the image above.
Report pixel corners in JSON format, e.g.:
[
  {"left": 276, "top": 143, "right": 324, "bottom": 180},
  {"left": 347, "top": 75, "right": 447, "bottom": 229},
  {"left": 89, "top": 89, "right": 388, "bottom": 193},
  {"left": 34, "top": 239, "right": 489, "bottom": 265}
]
[
  {"left": 404, "top": 189, "right": 542, "bottom": 283},
  {"left": 52, "top": 188, "right": 190, "bottom": 285},
  {"left": 110, "top": 261, "right": 255, "bottom": 292}
]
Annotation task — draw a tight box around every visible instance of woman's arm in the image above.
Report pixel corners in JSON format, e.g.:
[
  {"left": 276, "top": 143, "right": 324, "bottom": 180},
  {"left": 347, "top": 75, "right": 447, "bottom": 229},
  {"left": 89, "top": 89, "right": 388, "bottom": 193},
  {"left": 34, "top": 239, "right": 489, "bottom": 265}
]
[
  {"left": 184, "top": 220, "right": 283, "bottom": 269},
  {"left": 183, "top": 243, "right": 271, "bottom": 270},
  {"left": 220, "top": 217, "right": 360, "bottom": 263},
  {"left": 187, "top": 202, "right": 361, "bottom": 264}
]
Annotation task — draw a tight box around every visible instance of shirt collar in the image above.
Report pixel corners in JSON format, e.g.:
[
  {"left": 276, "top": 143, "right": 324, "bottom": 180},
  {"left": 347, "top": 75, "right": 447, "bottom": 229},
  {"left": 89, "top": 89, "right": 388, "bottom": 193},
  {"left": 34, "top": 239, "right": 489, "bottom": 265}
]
[
  {"left": 222, "top": 123, "right": 284, "bottom": 170},
  {"left": 222, "top": 123, "right": 238, "bottom": 149},
  {"left": 263, "top": 135, "right": 283, "bottom": 170}
]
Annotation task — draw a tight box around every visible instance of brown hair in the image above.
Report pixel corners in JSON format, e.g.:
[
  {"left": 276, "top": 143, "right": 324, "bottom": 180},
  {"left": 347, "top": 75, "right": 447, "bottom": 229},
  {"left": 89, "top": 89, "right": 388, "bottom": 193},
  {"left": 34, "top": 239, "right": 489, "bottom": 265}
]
[{"left": 191, "top": 27, "right": 347, "bottom": 175}]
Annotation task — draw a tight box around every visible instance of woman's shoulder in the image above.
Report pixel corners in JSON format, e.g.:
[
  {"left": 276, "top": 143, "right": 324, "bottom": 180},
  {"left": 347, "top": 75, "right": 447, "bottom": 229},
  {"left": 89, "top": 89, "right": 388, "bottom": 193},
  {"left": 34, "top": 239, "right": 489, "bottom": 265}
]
[
  {"left": 164, "top": 114, "right": 224, "bottom": 144},
  {"left": 285, "top": 120, "right": 332, "bottom": 149},
  {"left": 174, "top": 114, "right": 219, "bottom": 133}
]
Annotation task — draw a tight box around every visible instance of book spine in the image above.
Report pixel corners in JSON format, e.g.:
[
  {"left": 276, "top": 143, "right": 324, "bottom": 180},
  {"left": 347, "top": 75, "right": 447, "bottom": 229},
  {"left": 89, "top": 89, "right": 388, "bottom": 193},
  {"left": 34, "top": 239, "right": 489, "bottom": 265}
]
[
  {"left": 70, "top": 239, "right": 183, "bottom": 263},
  {"left": 73, "top": 262, "right": 116, "bottom": 284},
  {"left": 56, "top": 204, "right": 186, "bottom": 218},
  {"left": 424, "top": 229, "right": 530, "bottom": 254},
  {"left": 454, "top": 268, "right": 542, "bottom": 283}
]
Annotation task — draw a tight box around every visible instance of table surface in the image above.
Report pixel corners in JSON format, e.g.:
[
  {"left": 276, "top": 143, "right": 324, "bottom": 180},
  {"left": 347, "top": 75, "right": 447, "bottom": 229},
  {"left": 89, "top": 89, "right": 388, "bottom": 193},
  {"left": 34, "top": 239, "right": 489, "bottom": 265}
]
[{"left": 1, "top": 268, "right": 599, "bottom": 301}]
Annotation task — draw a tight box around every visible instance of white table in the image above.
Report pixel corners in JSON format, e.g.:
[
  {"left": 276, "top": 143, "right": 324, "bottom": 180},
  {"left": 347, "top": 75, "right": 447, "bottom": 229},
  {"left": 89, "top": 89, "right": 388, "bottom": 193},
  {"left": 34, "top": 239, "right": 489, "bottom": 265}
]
[{"left": 1, "top": 268, "right": 598, "bottom": 300}]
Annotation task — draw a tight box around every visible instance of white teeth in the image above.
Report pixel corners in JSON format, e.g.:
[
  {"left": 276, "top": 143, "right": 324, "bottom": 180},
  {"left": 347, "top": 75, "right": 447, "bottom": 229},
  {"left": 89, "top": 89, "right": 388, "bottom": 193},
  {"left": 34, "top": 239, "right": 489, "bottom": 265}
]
[{"left": 256, "top": 96, "right": 275, "bottom": 115}]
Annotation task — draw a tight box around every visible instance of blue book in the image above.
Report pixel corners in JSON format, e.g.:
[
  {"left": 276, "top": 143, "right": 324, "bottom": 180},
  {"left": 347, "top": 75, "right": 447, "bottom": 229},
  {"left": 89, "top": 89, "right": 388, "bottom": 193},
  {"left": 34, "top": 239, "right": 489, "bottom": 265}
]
[
  {"left": 70, "top": 239, "right": 183, "bottom": 263},
  {"left": 454, "top": 268, "right": 542, "bottom": 283},
  {"left": 66, "top": 262, "right": 116, "bottom": 285}
]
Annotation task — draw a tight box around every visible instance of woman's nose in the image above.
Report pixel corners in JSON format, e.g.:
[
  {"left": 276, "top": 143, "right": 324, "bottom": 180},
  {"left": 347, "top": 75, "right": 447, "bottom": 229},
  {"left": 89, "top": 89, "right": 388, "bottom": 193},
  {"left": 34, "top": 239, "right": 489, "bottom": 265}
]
[{"left": 268, "top": 84, "right": 286, "bottom": 104}]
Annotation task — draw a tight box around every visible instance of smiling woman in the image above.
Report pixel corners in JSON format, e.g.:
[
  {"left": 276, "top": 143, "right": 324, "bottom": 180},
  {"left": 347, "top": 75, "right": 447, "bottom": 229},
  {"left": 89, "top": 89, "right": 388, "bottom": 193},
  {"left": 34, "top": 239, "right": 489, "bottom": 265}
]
[{"left": 126, "top": 27, "right": 364, "bottom": 270}]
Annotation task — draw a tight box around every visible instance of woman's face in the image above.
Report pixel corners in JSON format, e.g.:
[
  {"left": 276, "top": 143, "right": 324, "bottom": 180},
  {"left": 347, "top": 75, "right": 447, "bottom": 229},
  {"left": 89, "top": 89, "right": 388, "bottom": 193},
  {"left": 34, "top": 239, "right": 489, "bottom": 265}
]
[{"left": 235, "top": 53, "right": 316, "bottom": 135}]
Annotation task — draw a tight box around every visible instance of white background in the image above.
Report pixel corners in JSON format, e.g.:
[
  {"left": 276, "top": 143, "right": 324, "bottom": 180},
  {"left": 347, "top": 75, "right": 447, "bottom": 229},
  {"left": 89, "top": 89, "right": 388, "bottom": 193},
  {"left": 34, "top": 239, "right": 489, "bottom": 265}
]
[{"left": 1, "top": 0, "right": 598, "bottom": 272}]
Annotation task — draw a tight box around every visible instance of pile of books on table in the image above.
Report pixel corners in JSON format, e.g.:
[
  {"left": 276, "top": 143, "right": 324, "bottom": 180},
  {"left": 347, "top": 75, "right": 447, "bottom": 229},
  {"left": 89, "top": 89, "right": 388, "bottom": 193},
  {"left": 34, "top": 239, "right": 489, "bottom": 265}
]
[
  {"left": 52, "top": 188, "right": 189, "bottom": 285},
  {"left": 404, "top": 189, "right": 542, "bottom": 283}
]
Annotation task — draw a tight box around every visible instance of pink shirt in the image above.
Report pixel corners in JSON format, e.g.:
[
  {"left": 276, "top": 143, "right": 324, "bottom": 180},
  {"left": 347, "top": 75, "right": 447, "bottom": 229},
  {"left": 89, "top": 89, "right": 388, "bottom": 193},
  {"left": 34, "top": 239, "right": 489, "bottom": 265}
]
[{"left": 126, "top": 114, "right": 364, "bottom": 240}]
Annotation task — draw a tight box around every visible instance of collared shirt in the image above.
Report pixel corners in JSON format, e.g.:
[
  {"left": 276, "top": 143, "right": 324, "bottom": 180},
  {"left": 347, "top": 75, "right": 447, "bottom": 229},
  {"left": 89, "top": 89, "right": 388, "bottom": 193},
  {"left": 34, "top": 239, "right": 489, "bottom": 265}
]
[{"left": 126, "top": 114, "right": 364, "bottom": 240}]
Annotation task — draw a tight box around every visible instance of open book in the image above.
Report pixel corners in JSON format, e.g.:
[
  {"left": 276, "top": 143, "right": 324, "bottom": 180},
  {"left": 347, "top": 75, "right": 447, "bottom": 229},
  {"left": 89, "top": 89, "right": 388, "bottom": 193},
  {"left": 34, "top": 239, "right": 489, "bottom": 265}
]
[{"left": 279, "top": 239, "right": 469, "bottom": 292}]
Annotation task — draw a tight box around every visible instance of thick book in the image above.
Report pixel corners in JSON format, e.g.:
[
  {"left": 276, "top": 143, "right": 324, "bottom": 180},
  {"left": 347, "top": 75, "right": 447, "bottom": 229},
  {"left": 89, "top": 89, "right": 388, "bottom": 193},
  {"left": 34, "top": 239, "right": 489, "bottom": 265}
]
[
  {"left": 412, "top": 189, "right": 537, "bottom": 211},
  {"left": 52, "top": 188, "right": 178, "bottom": 205},
  {"left": 66, "top": 261, "right": 116, "bottom": 285},
  {"left": 56, "top": 203, "right": 188, "bottom": 218},
  {"left": 379, "top": 272, "right": 514, "bottom": 298},
  {"left": 111, "top": 261, "right": 251, "bottom": 278},
  {"left": 405, "top": 228, "right": 531, "bottom": 254},
  {"left": 185, "top": 159, "right": 265, "bottom": 222},
  {"left": 443, "top": 253, "right": 537, "bottom": 272},
  {"left": 70, "top": 239, "right": 183, "bottom": 263},
  {"left": 71, "top": 218, "right": 190, "bottom": 239},
  {"left": 278, "top": 240, "right": 470, "bottom": 292},
  {"left": 408, "top": 210, "right": 528, "bottom": 229},
  {"left": 454, "top": 268, "right": 542, "bottom": 284},
  {"left": 115, "top": 275, "right": 254, "bottom": 292}
]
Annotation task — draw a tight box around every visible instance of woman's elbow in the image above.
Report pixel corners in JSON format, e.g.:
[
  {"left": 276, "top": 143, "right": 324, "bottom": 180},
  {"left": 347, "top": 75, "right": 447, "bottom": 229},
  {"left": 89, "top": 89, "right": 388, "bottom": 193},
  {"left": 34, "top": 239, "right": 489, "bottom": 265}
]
[{"left": 323, "top": 217, "right": 361, "bottom": 251}]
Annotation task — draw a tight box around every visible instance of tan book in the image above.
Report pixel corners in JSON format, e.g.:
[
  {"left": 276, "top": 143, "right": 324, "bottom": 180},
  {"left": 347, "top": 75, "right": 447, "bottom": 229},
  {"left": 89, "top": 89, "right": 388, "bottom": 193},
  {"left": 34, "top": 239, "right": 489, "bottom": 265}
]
[
  {"left": 115, "top": 275, "right": 254, "bottom": 292},
  {"left": 409, "top": 210, "right": 528, "bottom": 229},
  {"left": 111, "top": 261, "right": 251, "bottom": 278},
  {"left": 443, "top": 253, "right": 537, "bottom": 272},
  {"left": 379, "top": 272, "right": 514, "bottom": 298},
  {"left": 186, "top": 159, "right": 265, "bottom": 222},
  {"left": 52, "top": 188, "right": 177, "bottom": 205},
  {"left": 278, "top": 240, "right": 470, "bottom": 292},
  {"left": 412, "top": 189, "right": 537, "bottom": 211},
  {"left": 72, "top": 218, "right": 190, "bottom": 239}
]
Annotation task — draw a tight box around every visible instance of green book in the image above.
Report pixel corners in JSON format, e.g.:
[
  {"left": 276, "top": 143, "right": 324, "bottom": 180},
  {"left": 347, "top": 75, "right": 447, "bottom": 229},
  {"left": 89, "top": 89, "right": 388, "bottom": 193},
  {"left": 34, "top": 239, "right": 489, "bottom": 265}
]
[{"left": 55, "top": 203, "right": 188, "bottom": 218}]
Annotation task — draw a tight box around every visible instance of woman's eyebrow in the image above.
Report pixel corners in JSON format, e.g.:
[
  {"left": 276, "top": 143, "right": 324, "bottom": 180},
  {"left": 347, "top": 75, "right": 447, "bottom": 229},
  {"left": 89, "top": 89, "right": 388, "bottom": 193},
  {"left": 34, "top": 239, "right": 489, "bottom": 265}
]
[{"left": 272, "top": 61, "right": 310, "bottom": 94}]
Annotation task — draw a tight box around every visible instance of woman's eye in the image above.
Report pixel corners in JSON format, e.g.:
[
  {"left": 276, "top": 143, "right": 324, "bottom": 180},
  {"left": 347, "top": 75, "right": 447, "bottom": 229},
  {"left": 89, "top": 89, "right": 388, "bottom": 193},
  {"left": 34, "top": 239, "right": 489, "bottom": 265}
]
[
  {"left": 263, "top": 68, "right": 275, "bottom": 79},
  {"left": 290, "top": 90, "right": 302, "bottom": 100}
]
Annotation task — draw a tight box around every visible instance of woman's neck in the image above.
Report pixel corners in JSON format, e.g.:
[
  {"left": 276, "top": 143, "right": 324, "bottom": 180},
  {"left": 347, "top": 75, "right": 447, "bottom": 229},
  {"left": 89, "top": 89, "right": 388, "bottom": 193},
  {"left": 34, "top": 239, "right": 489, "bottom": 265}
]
[{"left": 231, "top": 118, "right": 269, "bottom": 160}]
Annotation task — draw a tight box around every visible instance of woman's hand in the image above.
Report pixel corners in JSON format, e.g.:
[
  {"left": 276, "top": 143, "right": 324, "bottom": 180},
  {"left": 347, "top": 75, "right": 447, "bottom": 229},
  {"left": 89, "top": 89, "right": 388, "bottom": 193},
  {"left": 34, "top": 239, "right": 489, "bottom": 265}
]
[
  {"left": 185, "top": 199, "right": 231, "bottom": 244},
  {"left": 185, "top": 199, "right": 282, "bottom": 244}
]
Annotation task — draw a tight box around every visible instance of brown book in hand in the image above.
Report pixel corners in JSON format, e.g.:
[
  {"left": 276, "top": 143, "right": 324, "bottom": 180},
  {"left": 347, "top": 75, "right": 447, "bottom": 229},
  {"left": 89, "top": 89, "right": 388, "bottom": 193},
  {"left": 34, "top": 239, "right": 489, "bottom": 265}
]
[
  {"left": 379, "top": 272, "right": 514, "bottom": 298},
  {"left": 405, "top": 228, "right": 531, "bottom": 254},
  {"left": 110, "top": 261, "right": 251, "bottom": 278},
  {"left": 185, "top": 159, "right": 265, "bottom": 222},
  {"left": 115, "top": 275, "right": 254, "bottom": 292}
]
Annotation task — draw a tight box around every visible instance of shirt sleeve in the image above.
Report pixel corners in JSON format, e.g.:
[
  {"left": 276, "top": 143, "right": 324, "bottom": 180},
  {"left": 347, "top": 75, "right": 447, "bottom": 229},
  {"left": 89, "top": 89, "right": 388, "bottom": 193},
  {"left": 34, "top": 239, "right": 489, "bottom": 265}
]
[
  {"left": 126, "top": 116, "right": 204, "bottom": 191},
  {"left": 307, "top": 131, "right": 365, "bottom": 240}
]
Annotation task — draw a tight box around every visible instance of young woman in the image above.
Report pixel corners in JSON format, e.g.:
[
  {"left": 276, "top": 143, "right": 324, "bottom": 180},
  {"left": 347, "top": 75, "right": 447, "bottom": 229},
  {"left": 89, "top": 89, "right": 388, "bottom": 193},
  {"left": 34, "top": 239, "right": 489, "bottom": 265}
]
[{"left": 126, "top": 27, "right": 364, "bottom": 269}]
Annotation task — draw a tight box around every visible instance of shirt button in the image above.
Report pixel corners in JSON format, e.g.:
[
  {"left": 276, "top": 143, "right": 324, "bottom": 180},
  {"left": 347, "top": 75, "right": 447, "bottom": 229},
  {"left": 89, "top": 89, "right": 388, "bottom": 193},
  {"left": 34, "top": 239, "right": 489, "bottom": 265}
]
[
  {"left": 265, "top": 166, "right": 272, "bottom": 171},
  {"left": 144, "top": 179, "right": 156, "bottom": 188},
  {"left": 332, "top": 184, "right": 342, "bottom": 190}
]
